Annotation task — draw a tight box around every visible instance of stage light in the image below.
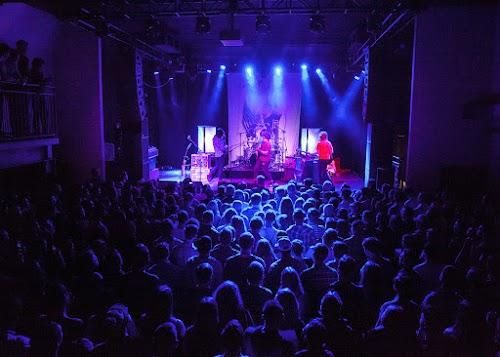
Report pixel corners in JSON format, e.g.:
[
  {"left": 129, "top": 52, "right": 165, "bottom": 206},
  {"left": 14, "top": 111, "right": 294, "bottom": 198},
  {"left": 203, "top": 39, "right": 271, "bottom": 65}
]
[
  {"left": 153, "top": 71, "right": 160, "bottom": 76},
  {"left": 310, "top": 14, "right": 325, "bottom": 33},
  {"left": 196, "top": 15, "right": 211, "bottom": 34},
  {"left": 206, "top": 69, "right": 212, "bottom": 74},
  {"left": 354, "top": 75, "right": 360, "bottom": 80},
  {"left": 245, "top": 66, "right": 253, "bottom": 76},
  {"left": 256, "top": 14, "right": 271, "bottom": 33},
  {"left": 301, "top": 64, "right": 308, "bottom": 70},
  {"left": 274, "top": 66, "right": 283, "bottom": 76},
  {"left": 220, "top": 65, "right": 226, "bottom": 70},
  {"left": 315, "top": 68, "right": 322, "bottom": 75}
]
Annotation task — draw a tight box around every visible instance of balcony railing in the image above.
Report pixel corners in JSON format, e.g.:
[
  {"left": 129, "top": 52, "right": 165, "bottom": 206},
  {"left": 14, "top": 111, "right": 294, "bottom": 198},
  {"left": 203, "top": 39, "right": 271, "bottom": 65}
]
[{"left": 0, "top": 81, "right": 57, "bottom": 140}]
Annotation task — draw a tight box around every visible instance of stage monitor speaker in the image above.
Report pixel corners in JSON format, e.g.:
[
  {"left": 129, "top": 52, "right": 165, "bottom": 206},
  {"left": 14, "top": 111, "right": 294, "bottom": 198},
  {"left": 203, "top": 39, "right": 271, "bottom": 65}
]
[
  {"left": 104, "top": 143, "right": 115, "bottom": 162},
  {"left": 303, "top": 160, "right": 320, "bottom": 184}
]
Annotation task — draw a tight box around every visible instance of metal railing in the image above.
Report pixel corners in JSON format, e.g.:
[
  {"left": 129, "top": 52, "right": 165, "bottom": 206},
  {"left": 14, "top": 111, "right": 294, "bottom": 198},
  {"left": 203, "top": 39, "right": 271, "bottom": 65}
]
[{"left": 0, "top": 81, "right": 57, "bottom": 140}]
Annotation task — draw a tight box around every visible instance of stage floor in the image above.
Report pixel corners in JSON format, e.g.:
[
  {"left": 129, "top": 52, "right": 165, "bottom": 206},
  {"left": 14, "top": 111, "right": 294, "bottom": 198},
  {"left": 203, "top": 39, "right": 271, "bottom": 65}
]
[{"left": 159, "top": 167, "right": 364, "bottom": 190}]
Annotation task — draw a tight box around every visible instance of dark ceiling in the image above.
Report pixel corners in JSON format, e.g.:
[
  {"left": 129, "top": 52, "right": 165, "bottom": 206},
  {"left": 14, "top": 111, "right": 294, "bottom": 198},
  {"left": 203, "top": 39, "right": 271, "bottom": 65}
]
[{"left": 30, "top": 0, "right": 411, "bottom": 66}]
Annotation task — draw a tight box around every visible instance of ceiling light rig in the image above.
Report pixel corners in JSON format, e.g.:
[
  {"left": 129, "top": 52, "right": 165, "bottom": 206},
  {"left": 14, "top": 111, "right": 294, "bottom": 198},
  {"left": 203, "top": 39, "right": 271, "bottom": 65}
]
[
  {"left": 310, "top": 12, "right": 325, "bottom": 33},
  {"left": 256, "top": 13, "right": 271, "bottom": 33},
  {"left": 196, "top": 14, "right": 211, "bottom": 34}
]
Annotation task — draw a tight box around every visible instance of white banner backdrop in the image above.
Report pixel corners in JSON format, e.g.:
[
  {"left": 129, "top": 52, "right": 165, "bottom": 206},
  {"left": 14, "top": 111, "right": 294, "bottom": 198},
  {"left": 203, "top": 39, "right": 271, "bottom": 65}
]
[{"left": 226, "top": 73, "right": 302, "bottom": 163}]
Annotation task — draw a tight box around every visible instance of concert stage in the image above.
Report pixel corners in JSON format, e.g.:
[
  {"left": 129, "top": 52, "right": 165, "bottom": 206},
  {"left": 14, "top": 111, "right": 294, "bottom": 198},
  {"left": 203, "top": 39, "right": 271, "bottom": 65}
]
[{"left": 159, "top": 166, "right": 364, "bottom": 190}]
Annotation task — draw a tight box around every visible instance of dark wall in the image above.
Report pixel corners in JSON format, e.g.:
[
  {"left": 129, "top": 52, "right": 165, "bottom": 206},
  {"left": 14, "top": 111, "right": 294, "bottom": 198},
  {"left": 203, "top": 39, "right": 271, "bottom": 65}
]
[
  {"left": 146, "top": 71, "right": 228, "bottom": 167},
  {"left": 407, "top": 5, "right": 499, "bottom": 191},
  {"left": 366, "top": 22, "right": 414, "bottom": 181}
]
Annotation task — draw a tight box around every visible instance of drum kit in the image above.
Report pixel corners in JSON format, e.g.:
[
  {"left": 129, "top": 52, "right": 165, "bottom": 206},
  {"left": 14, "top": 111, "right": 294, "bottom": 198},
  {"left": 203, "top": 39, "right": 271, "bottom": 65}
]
[{"left": 233, "top": 126, "right": 287, "bottom": 169}]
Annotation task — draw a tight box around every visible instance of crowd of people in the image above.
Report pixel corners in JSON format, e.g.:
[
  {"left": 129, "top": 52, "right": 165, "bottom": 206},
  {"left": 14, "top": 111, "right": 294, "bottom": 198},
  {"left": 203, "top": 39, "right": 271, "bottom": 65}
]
[
  {"left": 0, "top": 39, "right": 48, "bottom": 85},
  {"left": 0, "top": 172, "right": 498, "bottom": 356}
]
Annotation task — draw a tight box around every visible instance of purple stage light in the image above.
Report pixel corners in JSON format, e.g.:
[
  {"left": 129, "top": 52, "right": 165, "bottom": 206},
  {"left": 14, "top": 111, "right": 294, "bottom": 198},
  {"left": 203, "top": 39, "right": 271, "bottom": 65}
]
[
  {"left": 315, "top": 68, "right": 322, "bottom": 75},
  {"left": 153, "top": 71, "right": 160, "bottom": 75},
  {"left": 301, "top": 64, "right": 308, "bottom": 70},
  {"left": 354, "top": 75, "right": 360, "bottom": 80},
  {"left": 207, "top": 69, "right": 212, "bottom": 74},
  {"left": 220, "top": 65, "right": 226, "bottom": 70}
]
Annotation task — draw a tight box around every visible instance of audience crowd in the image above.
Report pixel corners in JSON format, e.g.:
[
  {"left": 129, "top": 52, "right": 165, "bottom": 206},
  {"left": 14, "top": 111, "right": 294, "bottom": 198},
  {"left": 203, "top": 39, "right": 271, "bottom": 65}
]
[
  {"left": 0, "top": 172, "right": 498, "bottom": 356},
  {"left": 0, "top": 39, "right": 48, "bottom": 85}
]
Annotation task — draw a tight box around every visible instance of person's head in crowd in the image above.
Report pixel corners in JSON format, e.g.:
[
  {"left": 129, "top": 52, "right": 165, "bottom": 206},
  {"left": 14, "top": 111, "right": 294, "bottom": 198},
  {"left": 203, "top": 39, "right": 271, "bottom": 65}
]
[
  {"left": 322, "top": 203, "right": 334, "bottom": 218},
  {"left": 275, "top": 288, "right": 301, "bottom": 327},
  {"left": 153, "top": 322, "right": 178, "bottom": 357},
  {"left": 362, "top": 209, "right": 376, "bottom": 227},
  {"left": 148, "top": 285, "right": 175, "bottom": 322},
  {"left": 250, "top": 193, "right": 262, "bottom": 207},
  {"left": 231, "top": 199, "right": 243, "bottom": 214},
  {"left": 279, "top": 197, "right": 294, "bottom": 216},
  {"left": 213, "top": 281, "right": 245, "bottom": 324},
  {"left": 45, "top": 282, "right": 72, "bottom": 317},
  {"left": 392, "top": 271, "right": 415, "bottom": 299},
  {"left": 338, "top": 255, "right": 357, "bottom": 282},
  {"left": 337, "top": 208, "right": 349, "bottom": 221},
  {"left": 103, "top": 304, "right": 130, "bottom": 339},
  {"left": 160, "top": 219, "right": 175, "bottom": 241},
  {"left": 220, "top": 227, "right": 234, "bottom": 246},
  {"left": 336, "top": 219, "right": 349, "bottom": 238},
  {"left": 301, "top": 320, "right": 329, "bottom": 353},
  {"left": 312, "top": 243, "right": 329, "bottom": 266},
  {"left": 220, "top": 320, "right": 245, "bottom": 356},
  {"left": 247, "top": 261, "right": 265, "bottom": 286},
  {"left": 332, "top": 240, "right": 348, "bottom": 262},
  {"left": 291, "top": 239, "right": 305, "bottom": 259},
  {"left": 264, "top": 210, "right": 276, "bottom": 227},
  {"left": 238, "top": 232, "right": 254, "bottom": 254},
  {"left": 195, "top": 203, "right": 207, "bottom": 222},
  {"left": 177, "top": 209, "right": 189, "bottom": 226},
  {"left": 194, "top": 296, "right": 219, "bottom": 329},
  {"left": 16, "top": 39, "right": 28, "bottom": 55},
  {"left": 31, "top": 320, "right": 63, "bottom": 357},
  {"left": 362, "top": 237, "right": 384, "bottom": 260},
  {"left": 230, "top": 215, "right": 245, "bottom": 234},
  {"left": 293, "top": 209, "right": 306, "bottom": 225},
  {"left": 255, "top": 239, "right": 276, "bottom": 261},
  {"left": 322, "top": 228, "right": 338, "bottom": 248},
  {"left": 439, "top": 265, "right": 460, "bottom": 291},
  {"left": 0, "top": 43, "right": 9, "bottom": 61},
  {"left": 256, "top": 175, "right": 266, "bottom": 187},
  {"left": 193, "top": 236, "right": 212, "bottom": 257},
  {"left": 307, "top": 207, "right": 321, "bottom": 223},
  {"left": 398, "top": 248, "right": 419, "bottom": 270},
  {"left": 359, "top": 261, "right": 383, "bottom": 289},
  {"left": 350, "top": 220, "right": 364, "bottom": 238},
  {"left": 279, "top": 266, "right": 304, "bottom": 297},
  {"left": 202, "top": 210, "right": 214, "bottom": 226},
  {"left": 152, "top": 242, "right": 170, "bottom": 263},
  {"left": 250, "top": 216, "right": 264, "bottom": 233},
  {"left": 275, "top": 237, "right": 292, "bottom": 257},
  {"left": 294, "top": 197, "right": 305, "bottom": 210},
  {"left": 379, "top": 305, "right": 405, "bottom": 333},
  {"left": 287, "top": 182, "right": 297, "bottom": 196},
  {"left": 320, "top": 292, "right": 342, "bottom": 323},
  {"left": 195, "top": 262, "right": 213, "bottom": 287},
  {"left": 221, "top": 207, "right": 238, "bottom": 224},
  {"left": 79, "top": 249, "right": 100, "bottom": 274},
  {"left": 207, "top": 200, "right": 220, "bottom": 216},
  {"left": 262, "top": 300, "right": 284, "bottom": 330},
  {"left": 185, "top": 223, "right": 198, "bottom": 241},
  {"left": 325, "top": 217, "right": 336, "bottom": 230}
]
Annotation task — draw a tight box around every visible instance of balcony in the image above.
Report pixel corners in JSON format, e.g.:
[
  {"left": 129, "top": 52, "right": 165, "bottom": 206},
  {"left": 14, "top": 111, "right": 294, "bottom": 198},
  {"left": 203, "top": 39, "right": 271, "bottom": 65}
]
[
  {"left": 0, "top": 81, "right": 58, "bottom": 170},
  {"left": 0, "top": 81, "right": 57, "bottom": 140}
]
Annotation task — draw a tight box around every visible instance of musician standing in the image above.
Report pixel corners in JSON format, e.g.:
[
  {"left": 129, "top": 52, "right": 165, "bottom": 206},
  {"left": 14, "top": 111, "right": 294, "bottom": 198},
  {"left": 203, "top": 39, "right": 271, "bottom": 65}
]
[
  {"left": 253, "top": 130, "right": 272, "bottom": 181},
  {"left": 316, "top": 131, "right": 334, "bottom": 182},
  {"left": 208, "top": 128, "right": 227, "bottom": 181}
]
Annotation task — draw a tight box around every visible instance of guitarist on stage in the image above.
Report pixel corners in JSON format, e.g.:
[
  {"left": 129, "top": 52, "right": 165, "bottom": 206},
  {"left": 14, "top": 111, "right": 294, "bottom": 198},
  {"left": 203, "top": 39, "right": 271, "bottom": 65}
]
[
  {"left": 208, "top": 128, "right": 228, "bottom": 181},
  {"left": 253, "top": 129, "right": 272, "bottom": 181}
]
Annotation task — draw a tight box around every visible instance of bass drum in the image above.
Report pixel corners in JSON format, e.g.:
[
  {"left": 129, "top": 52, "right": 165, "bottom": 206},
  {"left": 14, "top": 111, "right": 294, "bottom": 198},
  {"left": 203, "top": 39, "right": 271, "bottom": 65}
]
[{"left": 250, "top": 153, "right": 257, "bottom": 166}]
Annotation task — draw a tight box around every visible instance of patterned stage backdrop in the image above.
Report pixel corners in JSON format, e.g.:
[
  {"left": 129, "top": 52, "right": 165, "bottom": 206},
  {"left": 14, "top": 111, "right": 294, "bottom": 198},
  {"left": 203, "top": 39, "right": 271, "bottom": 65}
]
[{"left": 226, "top": 73, "right": 302, "bottom": 163}]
